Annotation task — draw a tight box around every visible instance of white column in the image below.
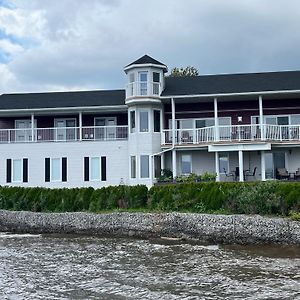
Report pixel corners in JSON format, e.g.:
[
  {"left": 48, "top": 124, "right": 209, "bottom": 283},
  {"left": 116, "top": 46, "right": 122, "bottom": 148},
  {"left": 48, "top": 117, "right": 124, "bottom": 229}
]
[
  {"left": 259, "top": 95, "right": 264, "bottom": 140},
  {"left": 172, "top": 149, "right": 177, "bottom": 178},
  {"left": 31, "top": 113, "right": 34, "bottom": 142},
  {"left": 215, "top": 151, "right": 220, "bottom": 182},
  {"left": 171, "top": 98, "right": 176, "bottom": 145},
  {"left": 161, "top": 153, "right": 165, "bottom": 170},
  {"left": 238, "top": 150, "right": 244, "bottom": 182},
  {"left": 261, "top": 150, "right": 266, "bottom": 181},
  {"left": 214, "top": 97, "right": 219, "bottom": 141},
  {"left": 79, "top": 112, "right": 82, "bottom": 141}
]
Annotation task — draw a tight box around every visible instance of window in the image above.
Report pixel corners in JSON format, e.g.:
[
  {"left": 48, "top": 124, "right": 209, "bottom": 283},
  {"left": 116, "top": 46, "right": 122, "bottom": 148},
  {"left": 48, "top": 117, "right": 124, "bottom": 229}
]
[
  {"left": 139, "top": 72, "right": 148, "bottom": 95},
  {"left": 45, "top": 158, "right": 67, "bottom": 182},
  {"left": 131, "top": 156, "right": 136, "bottom": 178},
  {"left": 84, "top": 156, "right": 106, "bottom": 181},
  {"left": 15, "top": 119, "right": 36, "bottom": 142},
  {"left": 181, "top": 155, "right": 192, "bottom": 174},
  {"left": 140, "top": 111, "right": 149, "bottom": 132},
  {"left": 154, "top": 110, "right": 161, "bottom": 132},
  {"left": 130, "top": 111, "right": 136, "bottom": 133},
  {"left": 140, "top": 155, "right": 149, "bottom": 178},
  {"left": 154, "top": 156, "right": 161, "bottom": 178},
  {"left": 153, "top": 72, "right": 160, "bottom": 95},
  {"left": 219, "top": 154, "right": 229, "bottom": 173},
  {"left": 54, "top": 118, "right": 76, "bottom": 141},
  {"left": 6, "top": 158, "right": 28, "bottom": 183}
]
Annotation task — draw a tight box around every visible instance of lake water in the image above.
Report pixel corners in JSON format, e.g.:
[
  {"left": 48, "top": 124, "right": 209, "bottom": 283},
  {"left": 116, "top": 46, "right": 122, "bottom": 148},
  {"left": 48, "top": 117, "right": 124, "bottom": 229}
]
[{"left": 0, "top": 233, "right": 299, "bottom": 299}]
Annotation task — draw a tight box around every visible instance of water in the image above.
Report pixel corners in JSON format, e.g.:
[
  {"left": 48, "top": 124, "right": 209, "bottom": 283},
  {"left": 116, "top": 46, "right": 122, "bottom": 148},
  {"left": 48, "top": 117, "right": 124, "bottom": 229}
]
[{"left": 0, "top": 233, "right": 299, "bottom": 299}]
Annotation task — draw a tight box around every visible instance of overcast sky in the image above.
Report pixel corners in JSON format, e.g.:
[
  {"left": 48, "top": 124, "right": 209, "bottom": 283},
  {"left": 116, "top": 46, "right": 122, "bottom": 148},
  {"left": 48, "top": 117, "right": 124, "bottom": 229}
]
[{"left": 1, "top": 0, "right": 300, "bottom": 94}]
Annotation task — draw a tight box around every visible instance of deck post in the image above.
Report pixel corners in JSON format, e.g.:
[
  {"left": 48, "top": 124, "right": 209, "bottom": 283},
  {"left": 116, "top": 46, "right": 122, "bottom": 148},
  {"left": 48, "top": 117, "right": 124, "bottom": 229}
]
[
  {"left": 214, "top": 97, "right": 219, "bottom": 141},
  {"left": 261, "top": 150, "right": 266, "bottom": 181},
  {"left": 259, "top": 95, "right": 264, "bottom": 140},
  {"left": 161, "top": 153, "right": 165, "bottom": 170},
  {"left": 215, "top": 151, "right": 220, "bottom": 182},
  {"left": 171, "top": 98, "right": 176, "bottom": 145},
  {"left": 172, "top": 149, "right": 177, "bottom": 179},
  {"left": 238, "top": 150, "right": 244, "bottom": 182},
  {"left": 79, "top": 112, "right": 82, "bottom": 141},
  {"left": 31, "top": 113, "right": 34, "bottom": 142}
]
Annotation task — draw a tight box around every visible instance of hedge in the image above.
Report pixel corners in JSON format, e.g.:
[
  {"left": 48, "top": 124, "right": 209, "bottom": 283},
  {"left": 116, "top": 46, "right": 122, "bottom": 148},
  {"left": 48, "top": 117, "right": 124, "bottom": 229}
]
[{"left": 0, "top": 181, "right": 299, "bottom": 216}]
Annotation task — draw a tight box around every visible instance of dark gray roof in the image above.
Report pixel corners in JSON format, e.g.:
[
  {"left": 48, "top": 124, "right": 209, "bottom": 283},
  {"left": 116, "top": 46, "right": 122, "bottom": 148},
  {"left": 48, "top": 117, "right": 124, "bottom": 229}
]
[
  {"left": 126, "top": 54, "right": 166, "bottom": 68},
  {"left": 0, "top": 89, "right": 125, "bottom": 110},
  {"left": 162, "top": 70, "right": 300, "bottom": 97}
]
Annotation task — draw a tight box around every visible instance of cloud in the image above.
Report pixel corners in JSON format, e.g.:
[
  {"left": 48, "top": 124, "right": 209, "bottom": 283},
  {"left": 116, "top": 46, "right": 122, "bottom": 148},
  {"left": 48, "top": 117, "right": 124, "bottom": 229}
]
[{"left": 1, "top": 0, "right": 300, "bottom": 94}]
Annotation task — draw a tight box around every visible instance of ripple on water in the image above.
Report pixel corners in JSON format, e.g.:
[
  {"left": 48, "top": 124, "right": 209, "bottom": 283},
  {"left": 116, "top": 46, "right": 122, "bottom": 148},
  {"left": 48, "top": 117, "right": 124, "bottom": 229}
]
[{"left": 0, "top": 233, "right": 299, "bottom": 299}]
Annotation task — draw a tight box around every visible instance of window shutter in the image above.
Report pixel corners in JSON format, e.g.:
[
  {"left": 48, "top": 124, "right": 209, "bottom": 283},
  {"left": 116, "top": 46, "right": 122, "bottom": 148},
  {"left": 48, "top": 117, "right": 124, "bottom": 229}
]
[
  {"left": 84, "top": 157, "right": 89, "bottom": 181},
  {"left": 6, "top": 159, "right": 11, "bottom": 183},
  {"left": 62, "top": 157, "right": 67, "bottom": 182},
  {"left": 23, "top": 158, "right": 28, "bottom": 182},
  {"left": 45, "top": 158, "right": 50, "bottom": 182},
  {"left": 101, "top": 156, "right": 106, "bottom": 181}
]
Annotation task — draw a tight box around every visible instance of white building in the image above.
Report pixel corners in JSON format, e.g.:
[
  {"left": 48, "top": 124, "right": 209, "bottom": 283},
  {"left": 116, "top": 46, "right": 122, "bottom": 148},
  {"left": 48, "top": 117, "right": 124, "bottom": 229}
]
[{"left": 1, "top": 54, "right": 300, "bottom": 187}]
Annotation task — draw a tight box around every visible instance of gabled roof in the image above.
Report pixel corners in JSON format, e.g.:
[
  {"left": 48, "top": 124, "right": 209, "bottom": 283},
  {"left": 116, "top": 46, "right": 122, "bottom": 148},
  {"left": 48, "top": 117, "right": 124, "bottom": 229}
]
[
  {"left": 162, "top": 70, "right": 300, "bottom": 97},
  {"left": 0, "top": 89, "right": 126, "bottom": 111},
  {"left": 126, "top": 54, "right": 166, "bottom": 67}
]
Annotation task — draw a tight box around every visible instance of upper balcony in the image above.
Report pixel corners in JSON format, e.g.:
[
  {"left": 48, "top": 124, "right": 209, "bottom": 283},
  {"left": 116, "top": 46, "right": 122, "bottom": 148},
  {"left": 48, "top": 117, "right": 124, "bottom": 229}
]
[
  {"left": 0, "top": 125, "right": 128, "bottom": 143},
  {"left": 126, "top": 81, "right": 161, "bottom": 98},
  {"left": 162, "top": 124, "right": 300, "bottom": 146}
]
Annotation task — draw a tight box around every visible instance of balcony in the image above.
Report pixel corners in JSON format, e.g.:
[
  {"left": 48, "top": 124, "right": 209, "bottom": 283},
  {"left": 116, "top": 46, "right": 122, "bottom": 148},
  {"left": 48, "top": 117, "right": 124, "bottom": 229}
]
[
  {"left": 0, "top": 125, "right": 128, "bottom": 143},
  {"left": 162, "top": 124, "right": 300, "bottom": 145},
  {"left": 126, "top": 81, "right": 161, "bottom": 98}
]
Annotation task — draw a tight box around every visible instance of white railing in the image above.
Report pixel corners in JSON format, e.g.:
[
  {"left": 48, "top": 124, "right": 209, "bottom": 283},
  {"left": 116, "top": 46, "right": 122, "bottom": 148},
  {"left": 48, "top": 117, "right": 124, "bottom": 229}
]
[
  {"left": 161, "top": 124, "right": 300, "bottom": 145},
  {"left": 0, "top": 126, "right": 128, "bottom": 143},
  {"left": 126, "top": 81, "right": 161, "bottom": 97}
]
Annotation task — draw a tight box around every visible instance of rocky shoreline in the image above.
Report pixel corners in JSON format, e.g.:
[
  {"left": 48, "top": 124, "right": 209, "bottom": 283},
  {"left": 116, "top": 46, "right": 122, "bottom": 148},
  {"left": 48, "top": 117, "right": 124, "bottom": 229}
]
[{"left": 0, "top": 210, "right": 299, "bottom": 245}]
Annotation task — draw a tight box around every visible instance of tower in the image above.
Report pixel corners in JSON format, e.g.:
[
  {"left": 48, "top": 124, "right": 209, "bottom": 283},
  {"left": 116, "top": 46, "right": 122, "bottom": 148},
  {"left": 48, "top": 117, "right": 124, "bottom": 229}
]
[{"left": 124, "top": 55, "right": 168, "bottom": 186}]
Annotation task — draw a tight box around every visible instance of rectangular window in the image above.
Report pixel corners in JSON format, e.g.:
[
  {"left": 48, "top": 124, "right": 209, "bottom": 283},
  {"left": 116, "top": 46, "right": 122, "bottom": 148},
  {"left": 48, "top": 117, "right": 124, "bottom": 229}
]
[
  {"left": 140, "top": 155, "right": 149, "bottom": 178},
  {"left": 130, "top": 110, "right": 136, "bottom": 133},
  {"left": 84, "top": 157, "right": 89, "bottom": 181},
  {"left": 153, "top": 72, "right": 160, "bottom": 83},
  {"left": 154, "top": 156, "right": 161, "bottom": 178},
  {"left": 91, "top": 157, "right": 100, "bottom": 181},
  {"left": 51, "top": 158, "right": 61, "bottom": 181},
  {"left": 131, "top": 156, "right": 136, "bottom": 178},
  {"left": 23, "top": 159, "right": 28, "bottom": 182},
  {"left": 154, "top": 110, "right": 161, "bottom": 132},
  {"left": 140, "top": 111, "right": 149, "bottom": 132},
  {"left": 153, "top": 72, "right": 160, "bottom": 94},
  {"left": 219, "top": 154, "right": 229, "bottom": 173},
  {"left": 7, "top": 158, "right": 28, "bottom": 183},
  {"left": 12, "top": 159, "right": 22, "bottom": 182},
  {"left": 181, "top": 155, "right": 192, "bottom": 174},
  {"left": 139, "top": 72, "right": 148, "bottom": 95}
]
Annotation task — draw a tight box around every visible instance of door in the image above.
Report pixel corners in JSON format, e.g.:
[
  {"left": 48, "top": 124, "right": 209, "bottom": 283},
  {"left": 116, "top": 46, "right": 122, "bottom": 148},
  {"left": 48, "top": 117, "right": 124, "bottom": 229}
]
[
  {"left": 277, "top": 116, "right": 289, "bottom": 139},
  {"left": 265, "top": 152, "right": 286, "bottom": 179},
  {"left": 94, "top": 117, "right": 116, "bottom": 140},
  {"left": 15, "top": 120, "right": 35, "bottom": 142},
  {"left": 55, "top": 119, "right": 76, "bottom": 141}
]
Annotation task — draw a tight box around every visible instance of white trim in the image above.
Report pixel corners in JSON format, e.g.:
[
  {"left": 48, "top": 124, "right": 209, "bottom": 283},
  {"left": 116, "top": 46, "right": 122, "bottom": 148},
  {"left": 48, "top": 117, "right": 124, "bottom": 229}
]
[
  {"left": 160, "top": 89, "right": 300, "bottom": 99},
  {"left": 124, "top": 63, "right": 167, "bottom": 72}
]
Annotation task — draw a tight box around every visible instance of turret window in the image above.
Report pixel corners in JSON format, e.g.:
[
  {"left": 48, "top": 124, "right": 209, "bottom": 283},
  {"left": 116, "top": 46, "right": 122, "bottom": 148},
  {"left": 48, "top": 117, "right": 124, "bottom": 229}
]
[
  {"left": 130, "top": 110, "right": 136, "bottom": 133},
  {"left": 139, "top": 72, "right": 148, "bottom": 95},
  {"left": 140, "top": 111, "right": 149, "bottom": 132},
  {"left": 154, "top": 110, "right": 161, "bottom": 132},
  {"left": 153, "top": 72, "right": 160, "bottom": 95}
]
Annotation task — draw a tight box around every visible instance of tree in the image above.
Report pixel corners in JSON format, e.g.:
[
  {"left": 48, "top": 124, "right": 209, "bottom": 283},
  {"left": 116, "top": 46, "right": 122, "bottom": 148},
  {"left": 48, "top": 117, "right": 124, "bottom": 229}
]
[{"left": 168, "top": 66, "right": 199, "bottom": 77}]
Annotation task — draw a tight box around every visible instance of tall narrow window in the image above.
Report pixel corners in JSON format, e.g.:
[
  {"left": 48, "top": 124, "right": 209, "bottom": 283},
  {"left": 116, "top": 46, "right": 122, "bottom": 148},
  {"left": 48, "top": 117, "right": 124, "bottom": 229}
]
[
  {"left": 153, "top": 72, "right": 160, "bottom": 95},
  {"left": 154, "top": 156, "right": 161, "bottom": 178},
  {"left": 51, "top": 158, "right": 60, "bottom": 181},
  {"left": 129, "top": 73, "right": 135, "bottom": 96},
  {"left": 131, "top": 156, "right": 136, "bottom": 178},
  {"left": 140, "top": 155, "right": 149, "bottom": 178},
  {"left": 139, "top": 72, "right": 148, "bottom": 95},
  {"left": 130, "top": 111, "right": 136, "bottom": 133},
  {"left": 140, "top": 111, "right": 149, "bottom": 132},
  {"left": 91, "top": 157, "right": 100, "bottom": 181},
  {"left": 12, "top": 159, "right": 22, "bottom": 182},
  {"left": 181, "top": 155, "right": 192, "bottom": 174},
  {"left": 154, "top": 110, "right": 161, "bottom": 132},
  {"left": 101, "top": 156, "right": 107, "bottom": 181},
  {"left": 7, "top": 158, "right": 28, "bottom": 183}
]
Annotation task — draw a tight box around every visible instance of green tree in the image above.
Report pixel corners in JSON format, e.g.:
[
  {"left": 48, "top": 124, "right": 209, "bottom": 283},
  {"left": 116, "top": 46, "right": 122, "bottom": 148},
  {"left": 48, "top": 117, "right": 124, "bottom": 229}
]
[{"left": 168, "top": 66, "right": 199, "bottom": 77}]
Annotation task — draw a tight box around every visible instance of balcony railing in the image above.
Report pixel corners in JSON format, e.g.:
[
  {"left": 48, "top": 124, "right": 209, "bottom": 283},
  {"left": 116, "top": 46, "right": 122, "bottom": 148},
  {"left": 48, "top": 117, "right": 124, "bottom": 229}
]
[
  {"left": 0, "top": 126, "right": 128, "bottom": 143},
  {"left": 162, "top": 124, "right": 300, "bottom": 145},
  {"left": 126, "top": 81, "right": 161, "bottom": 98}
]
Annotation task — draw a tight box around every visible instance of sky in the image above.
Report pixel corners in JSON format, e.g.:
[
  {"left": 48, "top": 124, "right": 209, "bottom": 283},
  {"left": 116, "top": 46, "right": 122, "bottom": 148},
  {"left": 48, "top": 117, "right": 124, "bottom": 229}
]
[{"left": 1, "top": 0, "right": 300, "bottom": 94}]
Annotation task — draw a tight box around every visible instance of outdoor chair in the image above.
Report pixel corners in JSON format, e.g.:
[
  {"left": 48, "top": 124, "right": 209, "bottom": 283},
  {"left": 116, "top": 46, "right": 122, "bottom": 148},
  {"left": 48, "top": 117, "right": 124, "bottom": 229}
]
[
  {"left": 245, "top": 167, "right": 257, "bottom": 181},
  {"left": 276, "top": 168, "right": 290, "bottom": 180},
  {"left": 294, "top": 168, "right": 300, "bottom": 180},
  {"left": 181, "top": 131, "right": 192, "bottom": 143},
  {"left": 223, "top": 168, "right": 234, "bottom": 181}
]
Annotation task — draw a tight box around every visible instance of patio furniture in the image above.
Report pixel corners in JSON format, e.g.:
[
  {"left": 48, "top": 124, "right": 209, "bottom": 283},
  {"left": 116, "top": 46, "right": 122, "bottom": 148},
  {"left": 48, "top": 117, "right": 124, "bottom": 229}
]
[
  {"left": 223, "top": 168, "right": 234, "bottom": 181},
  {"left": 276, "top": 168, "right": 290, "bottom": 180},
  {"left": 245, "top": 167, "right": 257, "bottom": 181},
  {"left": 294, "top": 168, "right": 300, "bottom": 180}
]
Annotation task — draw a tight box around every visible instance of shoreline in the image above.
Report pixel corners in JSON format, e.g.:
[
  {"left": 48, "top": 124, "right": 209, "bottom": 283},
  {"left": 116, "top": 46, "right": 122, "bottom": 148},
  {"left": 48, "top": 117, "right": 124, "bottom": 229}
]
[{"left": 0, "top": 210, "right": 299, "bottom": 245}]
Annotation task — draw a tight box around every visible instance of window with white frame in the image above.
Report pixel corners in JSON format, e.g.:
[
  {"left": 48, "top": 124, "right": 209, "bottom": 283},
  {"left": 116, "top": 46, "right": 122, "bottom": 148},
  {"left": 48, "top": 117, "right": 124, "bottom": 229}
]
[
  {"left": 140, "top": 111, "right": 149, "bottom": 132},
  {"left": 181, "top": 154, "right": 192, "bottom": 174},
  {"left": 84, "top": 156, "right": 106, "bottom": 182},
  {"left": 219, "top": 153, "right": 229, "bottom": 174},
  {"left": 12, "top": 159, "right": 22, "bottom": 182},
  {"left": 154, "top": 110, "right": 161, "bottom": 132},
  {"left": 130, "top": 156, "right": 136, "bottom": 178},
  {"left": 51, "top": 158, "right": 61, "bottom": 181},
  {"left": 153, "top": 72, "right": 160, "bottom": 95},
  {"left": 129, "top": 73, "right": 135, "bottom": 96},
  {"left": 140, "top": 155, "right": 149, "bottom": 178},
  {"left": 130, "top": 110, "right": 136, "bottom": 133},
  {"left": 90, "top": 157, "right": 100, "bottom": 181},
  {"left": 139, "top": 72, "right": 148, "bottom": 95}
]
